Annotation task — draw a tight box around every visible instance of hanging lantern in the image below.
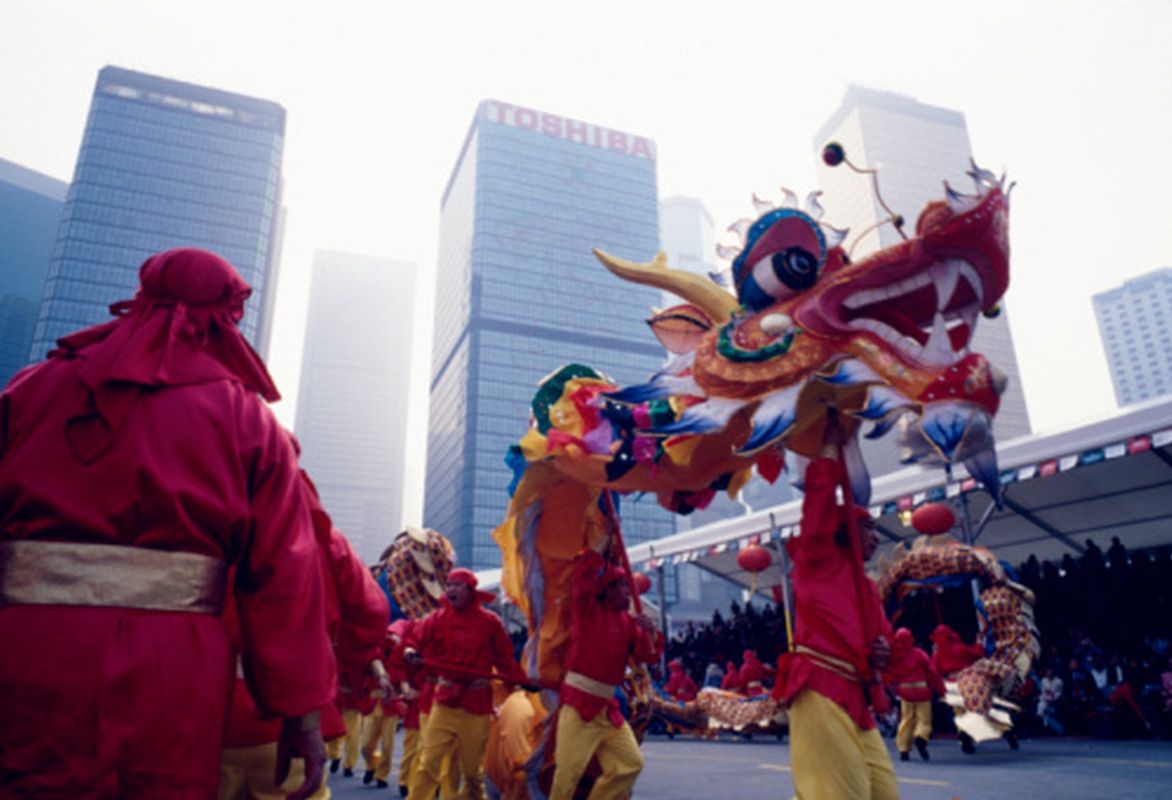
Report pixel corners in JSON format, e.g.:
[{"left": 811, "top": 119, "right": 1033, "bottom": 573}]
[
  {"left": 911, "top": 502, "right": 956, "bottom": 535},
  {"left": 631, "top": 571, "right": 652, "bottom": 595},
  {"left": 737, "top": 544, "right": 773, "bottom": 593}
]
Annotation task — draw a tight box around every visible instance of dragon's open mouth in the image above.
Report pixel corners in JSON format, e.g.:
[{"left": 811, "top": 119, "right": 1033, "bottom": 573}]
[{"left": 841, "top": 258, "right": 984, "bottom": 367}]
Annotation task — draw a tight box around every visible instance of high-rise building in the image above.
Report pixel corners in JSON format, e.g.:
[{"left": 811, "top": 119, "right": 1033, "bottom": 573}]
[
  {"left": 295, "top": 251, "right": 416, "bottom": 563},
  {"left": 0, "top": 159, "right": 66, "bottom": 385},
  {"left": 30, "top": 66, "right": 285, "bottom": 361},
  {"left": 812, "top": 86, "right": 1032, "bottom": 476},
  {"left": 1093, "top": 267, "right": 1172, "bottom": 406},
  {"left": 426, "top": 99, "right": 676, "bottom": 574}
]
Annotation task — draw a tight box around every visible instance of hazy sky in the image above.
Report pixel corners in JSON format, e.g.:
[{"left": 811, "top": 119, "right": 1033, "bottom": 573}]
[{"left": 3, "top": 1, "right": 1171, "bottom": 521}]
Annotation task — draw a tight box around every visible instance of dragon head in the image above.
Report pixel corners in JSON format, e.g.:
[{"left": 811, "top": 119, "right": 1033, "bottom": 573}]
[{"left": 595, "top": 160, "right": 1011, "bottom": 501}]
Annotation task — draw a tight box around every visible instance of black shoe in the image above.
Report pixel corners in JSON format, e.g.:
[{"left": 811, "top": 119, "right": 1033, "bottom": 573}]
[
  {"left": 330, "top": 759, "right": 340, "bottom": 774},
  {"left": 915, "top": 737, "right": 930, "bottom": 761},
  {"left": 399, "top": 784, "right": 408, "bottom": 797},
  {"left": 959, "top": 732, "right": 976, "bottom": 755},
  {"left": 1007, "top": 731, "right": 1019, "bottom": 750},
  {"left": 363, "top": 769, "right": 374, "bottom": 785},
  {"left": 343, "top": 767, "right": 354, "bottom": 778},
  {"left": 377, "top": 780, "right": 389, "bottom": 789},
  {"left": 899, "top": 751, "right": 910, "bottom": 761}
]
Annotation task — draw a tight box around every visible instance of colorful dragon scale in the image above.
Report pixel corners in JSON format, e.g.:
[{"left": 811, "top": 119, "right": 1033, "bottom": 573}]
[
  {"left": 877, "top": 534, "right": 1040, "bottom": 742},
  {"left": 494, "top": 164, "right": 1012, "bottom": 691}
]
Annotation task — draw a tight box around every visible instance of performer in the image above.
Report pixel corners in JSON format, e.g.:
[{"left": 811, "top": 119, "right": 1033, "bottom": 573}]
[
  {"left": 549, "top": 549, "right": 660, "bottom": 799},
  {"left": 930, "top": 623, "right": 983, "bottom": 754},
  {"left": 0, "top": 248, "right": 333, "bottom": 799},
  {"left": 884, "top": 628, "right": 945, "bottom": 761},
  {"left": 739, "top": 650, "right": 769, "bottom": 696},
  {"left": 362, "top": 621, "right": 411, "bottom": 789},
  {"left": 664, "top": 659, "right": 698, "bottom": 702},
  {"left": 220, "top": 470, "right": 390, "bottom": 799},
  {"left": 397, "top": 656, "right": 425, "bottom": 798},
  {"left": 405, "top": 568, "right": 534, "bottom": 800},
  {"left": 721, "top": 660, "right": 742, "bottom": 692},
  {"left": 773, "top": 412, "right": 897, "bottom": 800}
]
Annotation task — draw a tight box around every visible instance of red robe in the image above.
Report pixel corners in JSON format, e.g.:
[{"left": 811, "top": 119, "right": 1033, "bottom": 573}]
[
  {"left": 884, "top": 633, "right": 945, "bottom": 703},
  {"left": 560, "top": 551, "right": 659, "bottom": 726},
  {"left": 407, "top": 600, "right": 527, "bottom": 716},
  {"left": 930, "top": 624, "right": 983, "bottom": 678},
  {"left": 774, "top": 458, "right": 890, "bottom": 730},
  {"left": 0, "top": 373, "right": 333, "bottom": 795},
  {"left": 664, "top": 661, "right": 698, "bottom": 702}
]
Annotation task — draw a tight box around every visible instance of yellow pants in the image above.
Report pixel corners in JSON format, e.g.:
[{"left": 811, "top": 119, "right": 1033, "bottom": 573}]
[
  {"left": 549, "top": 704, "right": 643, "bottom": 800},
  {"left": 361, "top": 707, "right": 401, "bottom": 780},
  {"left": 325, "top": 708, "right": 363, "bottom": 771},
  {"left": 408, "top": 704, "right": 487, "bottom": 800},
  {"left": 400, "top": 726, "right": 421, "bottom": 788},
  {"left": 895, "top": 699, "right": 933, "bottom": 754},
  {"left": 411, "top": 712, "right": 461, "bottom": 799},
  {"left": 789, "top": 690, "right": 900, "bottom": 800},
  {"left": 219, "top": 742, "right": 331, "bottom": 800}
]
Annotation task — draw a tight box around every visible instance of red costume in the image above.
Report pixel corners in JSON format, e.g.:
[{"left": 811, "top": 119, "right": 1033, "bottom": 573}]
[
  {"left": 559, "top": 550, "right": 659, "bottom": 727},
  {"left": 721, "top": 661, "right": 742, "bottom": 692},
  {"left": 664, "top": 659, "right": 698, "bottom": 702},
  {"left": 930, "top": 624, "right": 983, "bottom": 678},
  {"left": 885, "top": 629, "right": 945, "bottom": 703},
  {"left": 774, "top": 458, "right": 891, "bottom": 730},
  {"left": 0, "top": 249, "right": 333, "bottom": 797},
  {"left": 739, "top": 650, "right": 768, "bottom": 696}
]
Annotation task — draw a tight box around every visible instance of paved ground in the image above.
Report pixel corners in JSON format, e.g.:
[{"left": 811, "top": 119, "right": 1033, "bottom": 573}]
[{"left": 328, "top": 733, "right": 1172, "bottom": 799}]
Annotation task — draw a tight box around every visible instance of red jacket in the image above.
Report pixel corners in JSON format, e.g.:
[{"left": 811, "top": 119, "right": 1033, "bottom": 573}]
[
  {"left": 664, "top": 660, "right": 698, "bottom": 702},
  {"left": 407, "top": 600, "right": 527, "bottom": 716},
  {"left": 560, "top": 551, "right": 659, "bottom": 726},
  {"left": 884, "top": 630, "right": 945, "bottom": 703},
  {"left": 774, "top": 458, "right": 890, "bottom": 730},
  {"left": 930, "top": 624, "right": 983, "bottom": 678}
]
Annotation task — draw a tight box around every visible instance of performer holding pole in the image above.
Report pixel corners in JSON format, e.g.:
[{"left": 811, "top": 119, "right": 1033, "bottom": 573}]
[{"left": 772, "top": 409, "right": 898, "bottom": 800}]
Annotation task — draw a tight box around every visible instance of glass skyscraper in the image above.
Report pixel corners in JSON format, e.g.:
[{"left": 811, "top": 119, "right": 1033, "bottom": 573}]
[
  {"left": 30, "top": 66, "right": 284, "bottom": 360},
  {"left": 426, "top": 99, "right": 676, "bottom": 573},
  {"left": 0, "top": 159, "right": 66, "bottom": 385},
  {"left": 295, "top": 251, "right": 416, "bottom": 563}
]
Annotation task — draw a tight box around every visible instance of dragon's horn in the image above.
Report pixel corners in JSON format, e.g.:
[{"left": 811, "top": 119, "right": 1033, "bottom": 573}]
[{"left": 593, "top": 249, "right": 739, "bottom": 325}]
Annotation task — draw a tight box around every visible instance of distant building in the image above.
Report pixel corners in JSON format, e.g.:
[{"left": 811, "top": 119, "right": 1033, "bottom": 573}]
[
  {"left": 0, "top": 159, "right": 66, "bottom": 385},
  {"left": 1093, "top": 267, "right": 1172, "bottom": 405},
  {"left": 30, "top": 66, "right": 285, "bottom": 361},
  {"left": 426, "top": 99, "right": 676, "bottom": 581},
  {"left": 295, "top": 251, "right": 416, "bottom": 563},
  {"left": 813, "top": 86, "right": 1032, "bottom": 477}
]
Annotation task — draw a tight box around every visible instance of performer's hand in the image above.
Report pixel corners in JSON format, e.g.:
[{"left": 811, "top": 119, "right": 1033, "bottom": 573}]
[
  {"left": 405, "top": 649, "right": 424, "bottom": 667},
  {"left": 869, "top": 635, "right": 891, "bottom": 672},
  {"left": 276, "top": 712, "right": 325, "bottom": 800}
]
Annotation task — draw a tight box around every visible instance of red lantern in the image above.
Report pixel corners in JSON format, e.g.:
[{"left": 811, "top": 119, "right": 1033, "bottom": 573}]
[
  {"left": 737, "top": 544, "right": 773, "bottom": 574},
  {"left": 911, "top": 502, "right": 956, "bottom": 535},
  {"left": 631, "top": 571, "right": 652, "bottom": 595}
]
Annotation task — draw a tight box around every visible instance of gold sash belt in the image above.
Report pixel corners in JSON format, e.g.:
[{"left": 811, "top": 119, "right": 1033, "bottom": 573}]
[
  {"left": 794, "top": 645, "right": 861, "bottom": 683},
  {"left": 0, "top": 540, "right": 227, "bottom": 614},
  {"left": 897, "top": 681, "right": 929, "bottom": 689},
  {"left": 564, "top": 670, "right": 617, "bottom": 700}
]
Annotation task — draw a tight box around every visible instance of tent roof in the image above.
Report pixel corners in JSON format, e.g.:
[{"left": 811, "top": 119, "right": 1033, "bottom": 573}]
[{"left": 623, "top": 396, "right": 1172, "bottom": 594}]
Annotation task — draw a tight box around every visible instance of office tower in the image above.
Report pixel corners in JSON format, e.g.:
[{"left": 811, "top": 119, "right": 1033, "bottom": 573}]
[
  {"left": 1093, "top": 267, "right": 1172, "bottom": 405},
  {"left": 295, "top": 251, "right": 416, "bottom": 563},
  {"left": 30, "top": 66, "right": 285, "bottom": 361},
  {"left": 0, "top": 159, "right": 66, "bottom": 385},
  {"left": 813, "top": 86, "right": 1032, "bottom": 476},
  {"left": 426, "top": 99, "right": 676, "bottom": 575}
]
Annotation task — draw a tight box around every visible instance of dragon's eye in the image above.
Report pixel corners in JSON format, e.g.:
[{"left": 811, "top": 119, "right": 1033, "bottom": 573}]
[{"left": 741, "top": 246, "right": 820, "bottom": 310}]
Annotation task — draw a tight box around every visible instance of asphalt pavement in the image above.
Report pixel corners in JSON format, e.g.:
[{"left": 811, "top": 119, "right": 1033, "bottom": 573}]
[{"left": 326, "top": 732, "right": 1172, "bottom": 799}]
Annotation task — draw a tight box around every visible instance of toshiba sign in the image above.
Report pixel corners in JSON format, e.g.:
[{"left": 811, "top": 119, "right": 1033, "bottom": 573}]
[{"left": 480, "top": 100, "right": 656, "bottom": 161}]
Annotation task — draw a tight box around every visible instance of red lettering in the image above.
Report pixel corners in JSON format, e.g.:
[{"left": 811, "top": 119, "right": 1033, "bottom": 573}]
[
  {"left": 630, "top": 137, "right": 654, "bottom": 160},
  {"left": 486, "top": 100, "right": 513, "bottom": 124},
  {"left": 564, "top": 119, "right": 588, "bottom": 144},
  {"left": 607, "top": 130, "right": 628, "bottom": 153},
  {"left": 514, "top": 106, "right": 538, "bottom": 130},
  {"left": 540, "top": 113, "right": 562, "bottom": 138}
]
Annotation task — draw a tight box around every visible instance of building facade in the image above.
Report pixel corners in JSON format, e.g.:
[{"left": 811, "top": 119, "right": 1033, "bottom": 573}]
[
  {"left": 812, "top": 86, "right": 1032, "bottom": 476},
  {"left": 0, "top": 159, "right": 66, "bottom": 385},
  {"left": 30, "top": 66, "right": 285, "bottom": 361},
  {"left": 295, "top": 251, "right": 416, "bottom": 563},
  {"left": 426, "top": 99, "right": 676, "bottom": 575},
  {"left": 1093, "top": 267, "right": 1172, "bottom": 406}
]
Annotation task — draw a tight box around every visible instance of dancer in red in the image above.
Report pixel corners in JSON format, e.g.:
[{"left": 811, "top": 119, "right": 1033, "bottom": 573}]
[
  {"left": 664, "top": 660, "right": 698, "bottom": 702},
  {"left": 884, "top": 628, "right": 945, "bottom": 762},
  {"left": 0, "top": 249, "right": 333, "bottom": 799}
]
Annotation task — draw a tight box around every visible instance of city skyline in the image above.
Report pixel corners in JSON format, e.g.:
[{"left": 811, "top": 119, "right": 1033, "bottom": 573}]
[{"left": 2, "top": 2, "right": 1170, "bottom": 528}]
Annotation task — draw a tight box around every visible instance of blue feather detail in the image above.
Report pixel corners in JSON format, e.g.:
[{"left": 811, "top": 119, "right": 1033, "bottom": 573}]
[
  {"left": 819, "top": 359, "right": 882, "bottom": 387},
  {"left": 653, "top": 397, "right": 746, "bottom": 436},
  {"left": 964, "top": 447, "right": 1004, "bottom": 508},
  {"left": 857, "top": 385, "right": 911, "bottom": 420},
  {"left": 864, "top": 416, "right": 901, "bottom": 440},
  {"left": 607, "top": 377, "right": 674, "bottom": 404},
  {"left": 737, "top": 385, "right": 802, "bottom": 454},
  {"left": 920, "top": 406, "right": 970, "bottom": 460}
]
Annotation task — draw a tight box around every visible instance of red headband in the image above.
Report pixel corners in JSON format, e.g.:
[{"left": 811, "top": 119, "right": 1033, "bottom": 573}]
[{"left": 447, "top": 567, "right": 478, "bottom": 588}]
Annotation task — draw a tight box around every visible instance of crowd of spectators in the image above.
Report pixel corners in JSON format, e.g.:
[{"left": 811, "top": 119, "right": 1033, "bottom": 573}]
[{"left": 664, "top": 537, "right": 1172, "bottom": 741}]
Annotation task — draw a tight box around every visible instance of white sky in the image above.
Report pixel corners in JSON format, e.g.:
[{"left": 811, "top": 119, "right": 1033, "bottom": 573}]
[{"left": 3, "top": 1, "right": 1171, "bottom": 522}]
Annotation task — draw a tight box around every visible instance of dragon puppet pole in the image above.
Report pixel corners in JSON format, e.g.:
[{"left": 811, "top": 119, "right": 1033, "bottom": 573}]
[
  {"left": 834, "top": 429, "right": 891, "bottom": 716},
  {"left": 601, "top": 489, "right": 643, "bottom": 617},
  {"left": 769, "top": 511, "right": 795, "bottom": 653},
  {"left": 421, "top": 658, "right": 559, "bottom": 692}
]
